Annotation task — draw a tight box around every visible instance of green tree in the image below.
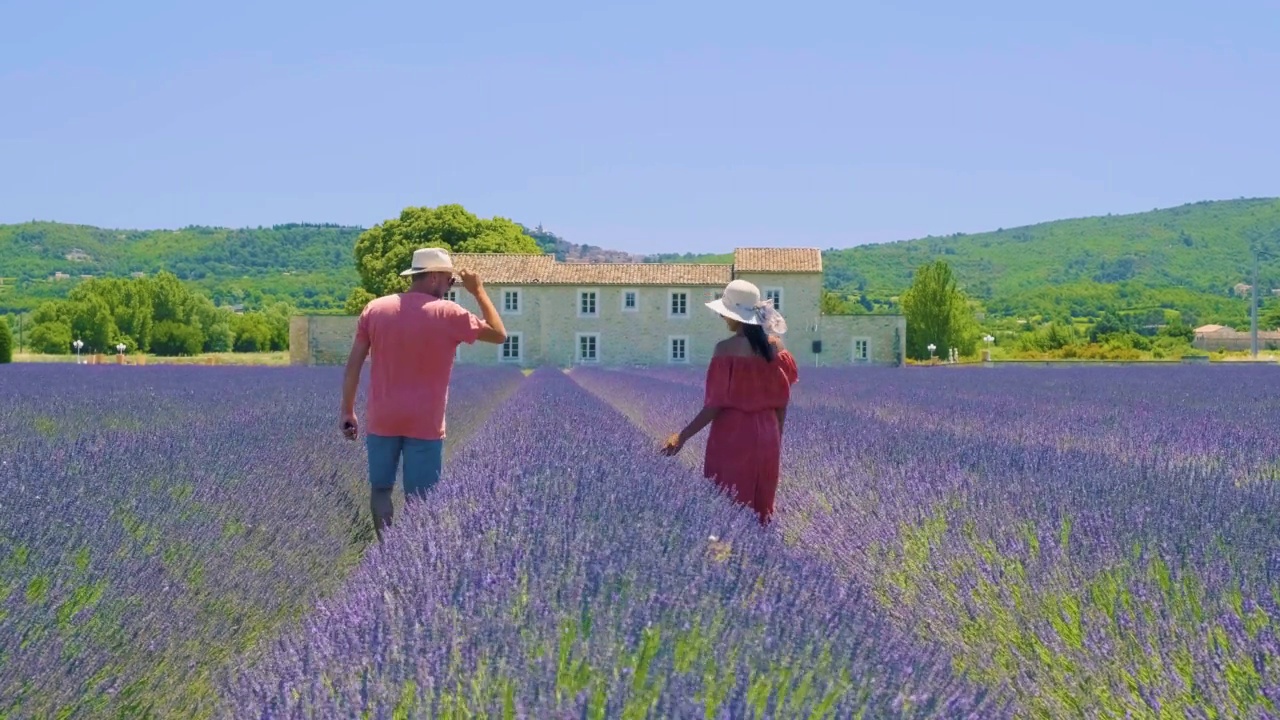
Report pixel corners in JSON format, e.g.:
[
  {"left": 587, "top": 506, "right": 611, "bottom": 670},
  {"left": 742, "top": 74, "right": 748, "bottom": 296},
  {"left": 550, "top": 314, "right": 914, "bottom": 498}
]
[
  {"left": 231, "top": 312, "right": 274, "bottom": 352},
  {"left": 147, "top": 271, "right": 193, "bottom": 324},
  {"left": 0, "top": 315, "right": 12, "bottom": 363},
  {"left": 1089, "top": 311, "right": 1132, "bottom": 342},
  {"left": 188, "top": 295, "right": 231, "bottom": 352},
  {"left": 69, "top": 278, "right": 154, "bottom": 351},
  {"left": 151, "top": 321, "right": 204, "bottom": 356},
  {"left": 343, "top": 287, "right": 376, "bottom": 316},
  {"left": 66, "top": 293, "right": 119, "bottom": 353},
  {"left": 1159, "top": 319, "right": 1195, "bottom": 343},
  {"left": 28, "top": 321, "right": 72, "bottom": 355},
  {"left": 353, "top": 204, "right": 541, "bottom": 297},
  {"left": 820, "top": 291, "right": 858, "bottom": 315},
  {"left": 258, "top": 301, "right": 293, "bottom": 350},
  {"left": 901, "top": 260, "right": 976, "bottom": 360}
]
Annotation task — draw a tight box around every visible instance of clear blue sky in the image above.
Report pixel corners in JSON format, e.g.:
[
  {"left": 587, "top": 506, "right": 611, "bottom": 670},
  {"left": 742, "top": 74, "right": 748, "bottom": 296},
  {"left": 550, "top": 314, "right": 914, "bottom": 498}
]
[{"left": 2, "top": 1, "right": 1276, "bottom": 255}]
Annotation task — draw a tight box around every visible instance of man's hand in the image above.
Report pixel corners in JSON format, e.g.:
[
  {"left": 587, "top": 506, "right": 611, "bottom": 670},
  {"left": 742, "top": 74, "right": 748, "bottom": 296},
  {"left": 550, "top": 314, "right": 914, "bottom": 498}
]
[
  {"left": 660, "top": 433, "right": 684, "bottom": 456},
  {"left": 458, "top": 269, "right": 484, "bottom": 296},
  {"left": 340, "top": 411, "right": 359, "bottom": 440}
]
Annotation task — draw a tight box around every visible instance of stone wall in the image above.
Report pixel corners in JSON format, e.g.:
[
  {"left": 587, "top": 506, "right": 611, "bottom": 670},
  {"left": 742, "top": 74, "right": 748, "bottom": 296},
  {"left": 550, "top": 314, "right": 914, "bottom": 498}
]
[
  {"left": 291, "top": 295, "right": 906, "bottom": 367},
  {"left": 289, "top": 315, "right": 358, "bottom": 366},
  {"left": 811, "top": 314, "right": 906, "bottom": 366},
  {"left": 1194, "top": 330, "right": 1280, "bottom": 352}
]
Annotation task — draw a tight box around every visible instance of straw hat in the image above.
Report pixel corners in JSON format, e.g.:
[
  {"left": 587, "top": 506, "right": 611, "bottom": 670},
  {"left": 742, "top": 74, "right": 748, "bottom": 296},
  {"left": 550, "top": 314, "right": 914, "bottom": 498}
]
[
  {"left": 706, "top": 279, "right": 788, "bottom": 335},
  {"left": 399, "top": 247, "right": 455, "bottom": 277}
]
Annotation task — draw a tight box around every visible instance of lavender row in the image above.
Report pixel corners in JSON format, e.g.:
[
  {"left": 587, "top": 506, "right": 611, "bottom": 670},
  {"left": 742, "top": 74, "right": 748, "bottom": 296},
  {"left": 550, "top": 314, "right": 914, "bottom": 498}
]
[
  {"left": 225, "top": 368, "right": 997, "bottom": 718},
  {"left": 572, "top": 365, "right": 1280, "bottom": 717},
  {"left": 0, "top": 363, "right": 522, "bottom": 719}
]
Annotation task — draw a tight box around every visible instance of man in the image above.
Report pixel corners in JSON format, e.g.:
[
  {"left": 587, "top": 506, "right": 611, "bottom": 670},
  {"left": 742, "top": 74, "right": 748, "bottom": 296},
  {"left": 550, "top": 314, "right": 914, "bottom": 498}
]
[{"left": 340, "top": 247, "right": 507, "bottom": 540}]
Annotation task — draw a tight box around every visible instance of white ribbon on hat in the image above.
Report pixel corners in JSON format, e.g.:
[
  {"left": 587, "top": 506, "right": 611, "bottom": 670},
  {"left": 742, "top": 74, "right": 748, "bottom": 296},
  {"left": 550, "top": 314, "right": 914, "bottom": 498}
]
[{"left": 753, "top": 300, "right": 788, "bottom": 336}]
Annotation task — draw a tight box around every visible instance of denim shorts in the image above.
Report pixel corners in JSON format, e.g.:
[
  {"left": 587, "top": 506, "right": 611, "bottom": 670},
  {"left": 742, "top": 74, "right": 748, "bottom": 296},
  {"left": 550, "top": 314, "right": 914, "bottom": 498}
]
[{"left": 365, "top": 434, "right": 444, "bottom": 498}]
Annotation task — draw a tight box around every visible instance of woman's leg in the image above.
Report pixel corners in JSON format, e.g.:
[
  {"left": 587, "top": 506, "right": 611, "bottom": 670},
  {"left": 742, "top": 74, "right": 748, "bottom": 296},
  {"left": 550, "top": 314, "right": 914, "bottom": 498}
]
[{"left": 753, "top": 466, "right": 779, "bottom": 525}]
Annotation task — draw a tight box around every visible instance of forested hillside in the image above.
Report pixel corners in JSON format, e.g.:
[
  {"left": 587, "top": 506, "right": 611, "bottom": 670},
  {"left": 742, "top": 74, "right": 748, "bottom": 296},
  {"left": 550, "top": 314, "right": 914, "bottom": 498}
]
[
  {"left": 824, "top": 197, "right": 1280, "bottom": 327},
  {"left": 0, "top": 223, "right": 362, "bottom": 313},
  {"left": 653, "top": 198, "right": 1280, "bottom": 327},
  {"left": 0, "top": 222, "right": 643, "bottom": 313},
  {"left": 3, "top": 198, "right": 1278, "bottom": 328}
]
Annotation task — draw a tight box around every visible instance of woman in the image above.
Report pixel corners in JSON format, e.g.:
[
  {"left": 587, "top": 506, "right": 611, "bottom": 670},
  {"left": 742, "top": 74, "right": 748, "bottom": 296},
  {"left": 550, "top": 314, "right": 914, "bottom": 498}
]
[{"left": 661, "top": 279, "right": 799, "bottom": 525}]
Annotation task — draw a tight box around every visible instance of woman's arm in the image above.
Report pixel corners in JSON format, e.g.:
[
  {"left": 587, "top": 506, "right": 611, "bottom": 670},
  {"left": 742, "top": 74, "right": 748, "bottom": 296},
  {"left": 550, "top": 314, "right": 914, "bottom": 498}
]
[
  {"left": 662, "top": 405, "right": 720, "bottom": 455},
  {"left": 679, "top": 405, "right": 720, "bottom": 444}
]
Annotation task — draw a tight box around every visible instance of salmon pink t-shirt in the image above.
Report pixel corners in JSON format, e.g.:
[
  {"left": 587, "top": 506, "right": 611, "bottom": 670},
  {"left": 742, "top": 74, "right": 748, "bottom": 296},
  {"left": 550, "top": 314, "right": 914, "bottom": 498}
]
[{"left": 356, "top": 292, "right": 483, "bottom": 440}]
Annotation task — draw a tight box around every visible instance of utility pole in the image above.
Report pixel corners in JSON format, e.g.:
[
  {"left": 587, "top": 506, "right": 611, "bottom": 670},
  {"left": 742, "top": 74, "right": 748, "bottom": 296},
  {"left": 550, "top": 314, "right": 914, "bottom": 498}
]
[{"left": 1253, "top": 249, "right": 1260, "bottom": 358}]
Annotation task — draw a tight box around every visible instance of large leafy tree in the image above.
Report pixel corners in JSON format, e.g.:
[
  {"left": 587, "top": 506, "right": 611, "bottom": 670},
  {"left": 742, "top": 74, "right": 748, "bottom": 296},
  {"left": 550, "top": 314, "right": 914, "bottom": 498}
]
[
  {"left": 22, "top": 271, "right": 290, "bottom": 356},
  {"left": 69, "top": 278, "right": 153, "bottom": 351},
  {"left": 352, "top": 204, "right": 541, "bottom": 301},
  {"left": 901, "top": 260, "right": 977, "bottom": 360}
]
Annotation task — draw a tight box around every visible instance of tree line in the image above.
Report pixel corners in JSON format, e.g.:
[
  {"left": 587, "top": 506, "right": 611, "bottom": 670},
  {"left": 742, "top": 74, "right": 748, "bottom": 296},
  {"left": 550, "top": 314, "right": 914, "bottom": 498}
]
[
  {"left": 897, "top": 259, "right": 1200, "bottom": 362},
  {"left": 15, "top": 271, "right": 290, "bottom": 356}
]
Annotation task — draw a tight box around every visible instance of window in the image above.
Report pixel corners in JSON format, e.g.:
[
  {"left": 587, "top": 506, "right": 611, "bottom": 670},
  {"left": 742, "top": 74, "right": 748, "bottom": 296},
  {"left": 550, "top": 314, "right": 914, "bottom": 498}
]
[
  {"left": 853, "top": 337, "right": 871, "bottom": 363},
  {"left": 502, "top": 289, "right": 522, "bottom": 314},
  {"left": 621, "top": 289, "right": 638, "bottom": 312},
  {"left": 445, "top": 289, "right": 458, "bottom": 303},
  {"left": 500, "top": 332, "right": 523, "bottom": 362},
  {"left": 669, "top": 336, "right": 688, "bottom": 363},
  {"left": 578, "top": 289, "right": 598, "bottom": 317},
  {"left": 764, "top": 287, "right": 783, "bottom": 312},
  {"left": 669, "top": 290, "right": 689, "bottom": 317},
  {"left": 576, "top": 332, "right": 599, "bottom": 363}
]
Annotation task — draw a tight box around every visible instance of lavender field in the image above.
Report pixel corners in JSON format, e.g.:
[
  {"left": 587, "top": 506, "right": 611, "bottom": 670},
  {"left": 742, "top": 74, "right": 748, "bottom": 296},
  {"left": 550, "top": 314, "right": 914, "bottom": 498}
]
[{"left": 3, "top": 363, "right": 1280, "bottom": 717}]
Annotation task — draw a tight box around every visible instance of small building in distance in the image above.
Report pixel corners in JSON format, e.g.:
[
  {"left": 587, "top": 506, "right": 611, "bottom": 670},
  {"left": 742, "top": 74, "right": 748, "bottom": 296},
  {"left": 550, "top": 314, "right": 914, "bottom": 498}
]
[
  {"left": 291, "top": 248, "right": 905, "bottom": 368},
  {"left": 1193, "top": 324, "right": 1280, "bottom": 351}
]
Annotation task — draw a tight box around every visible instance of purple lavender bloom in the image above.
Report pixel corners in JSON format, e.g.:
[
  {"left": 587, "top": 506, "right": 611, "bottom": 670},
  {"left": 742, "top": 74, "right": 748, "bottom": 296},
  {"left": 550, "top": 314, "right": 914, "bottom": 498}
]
[
  {"left": 0, "top": 363, "right": 522, "bottom": 719},
  {"left": 575, "top": 364, "right": 1280, "bottom": 716},
  {"left": 226, "top": 368, "right": 995, "bottom": 717}
]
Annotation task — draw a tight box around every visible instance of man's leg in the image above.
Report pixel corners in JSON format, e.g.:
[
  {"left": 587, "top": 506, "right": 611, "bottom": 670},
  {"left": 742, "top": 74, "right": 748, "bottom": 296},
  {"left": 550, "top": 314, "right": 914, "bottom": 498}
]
[
  {"left": 365, "top": 434, "right": 402, "bottom": 542},
  {"left": 402, "top": 437, "right": 444, "bottom": 505}
]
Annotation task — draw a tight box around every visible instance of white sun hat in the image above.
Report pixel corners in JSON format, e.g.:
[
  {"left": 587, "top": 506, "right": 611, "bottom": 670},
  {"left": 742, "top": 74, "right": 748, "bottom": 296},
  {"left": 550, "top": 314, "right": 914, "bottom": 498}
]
[
  {"left": 399, "top": 247, "right": 455, "bottom": 277},
  {"left": 705, "top": 279, "right": 788, "bottom": 335}
]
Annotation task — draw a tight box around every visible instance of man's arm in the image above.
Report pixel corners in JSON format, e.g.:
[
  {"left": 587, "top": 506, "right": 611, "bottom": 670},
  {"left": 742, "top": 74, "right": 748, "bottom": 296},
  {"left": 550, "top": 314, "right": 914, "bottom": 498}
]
[
  {"left": 340, "top": 335, "right": 370, "bottom": 428},
  {"left": 460, "top": 270, "right": 507, "bottom": 344}
]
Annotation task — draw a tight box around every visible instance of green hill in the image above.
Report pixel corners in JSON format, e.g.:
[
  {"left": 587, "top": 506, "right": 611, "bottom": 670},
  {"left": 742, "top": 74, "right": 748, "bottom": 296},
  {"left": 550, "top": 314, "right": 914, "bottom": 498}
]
[
  {"left": 0, "top": 222, "right": 363, "bottom": 313},
  {"left": 647, "top": 198, "right": 1280, "bottom": 326},
  {"left": 0, "top": 222, "right": 648, "bottom": 313},
  {"left": 3, "top": 198, "right": 1278, "bottom": 328},
  {"left": 823, "top": 197, "right": 1280, "bottom": 327}
]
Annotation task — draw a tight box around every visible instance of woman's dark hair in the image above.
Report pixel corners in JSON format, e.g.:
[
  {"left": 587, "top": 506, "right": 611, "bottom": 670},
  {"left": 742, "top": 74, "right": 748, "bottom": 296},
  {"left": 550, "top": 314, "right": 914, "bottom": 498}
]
[{"left": 743, "top": 324, "right": 775, "bottom": 362}]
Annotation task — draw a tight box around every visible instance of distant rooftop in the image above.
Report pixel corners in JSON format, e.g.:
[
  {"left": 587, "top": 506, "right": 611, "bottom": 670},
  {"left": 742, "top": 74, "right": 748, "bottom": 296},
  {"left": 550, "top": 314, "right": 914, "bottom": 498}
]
[
  {"left": 450, "top": 247, "right": 819, "bottom": 286},
  {"left": 733, "top": 247, "right": 823, "bottom": 273}
]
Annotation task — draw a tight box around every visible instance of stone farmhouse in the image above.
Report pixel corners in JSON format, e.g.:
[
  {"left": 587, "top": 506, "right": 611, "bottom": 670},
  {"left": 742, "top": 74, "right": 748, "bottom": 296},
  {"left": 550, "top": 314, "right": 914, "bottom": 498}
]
[
  {"left": 290, "top": 248, "right": 905, "bottom": 368},
  {"left": 1193, "top": 324, "right": 1280, "bottom": 352}
]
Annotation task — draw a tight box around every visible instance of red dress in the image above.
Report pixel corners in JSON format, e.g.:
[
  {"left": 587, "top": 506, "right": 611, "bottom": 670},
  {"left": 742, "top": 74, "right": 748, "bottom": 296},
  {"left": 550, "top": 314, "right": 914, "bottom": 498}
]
[{"left": 702, "top": 349, "right": 799, "bottom": 524}]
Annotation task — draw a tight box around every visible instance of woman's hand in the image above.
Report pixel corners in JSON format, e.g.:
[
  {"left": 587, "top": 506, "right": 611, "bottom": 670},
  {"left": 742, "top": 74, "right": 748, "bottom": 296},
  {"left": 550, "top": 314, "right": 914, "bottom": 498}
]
[{"left": 660, "top": 433, "right": 684, "bottom": 456}]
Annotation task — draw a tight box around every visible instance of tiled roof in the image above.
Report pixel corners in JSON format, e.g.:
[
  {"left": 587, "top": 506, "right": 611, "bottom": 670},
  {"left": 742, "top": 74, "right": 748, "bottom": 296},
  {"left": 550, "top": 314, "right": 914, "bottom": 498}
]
[
  {"left": 733, "top": 247, "right": 823, "bottom": 273},
  {"left": 451, "top": 247, "right": 817, "bottom": 285},
  {"left": 451, "top": 254, "right": 557, "bottom": 284},
  {"left": 450, "top": 254, "right": 730, "bottom": 286},
  {"left": 1194, "top": 325, "right": 1280, "bottom": 338},
  {"left": 551, "top": 262, "right": 730, "bottom": 286}
]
